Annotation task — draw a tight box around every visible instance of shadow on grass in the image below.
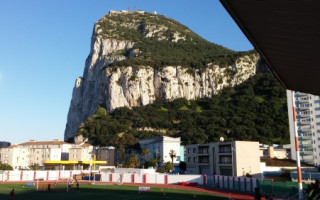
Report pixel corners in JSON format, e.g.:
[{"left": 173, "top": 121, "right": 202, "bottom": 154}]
[{"left": 0, "top": 183, "right": 227, "bottom": 200}]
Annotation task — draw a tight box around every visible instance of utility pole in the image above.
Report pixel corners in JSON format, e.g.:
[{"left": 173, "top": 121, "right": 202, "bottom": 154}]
[{"left": 291, "top": 90, "right": 303, "bottom": 199}]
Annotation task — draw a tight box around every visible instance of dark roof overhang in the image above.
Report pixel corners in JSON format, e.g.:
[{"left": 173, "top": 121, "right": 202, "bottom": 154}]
[{"left": 220, "top": 0, "right": 320, "bottom": 95}]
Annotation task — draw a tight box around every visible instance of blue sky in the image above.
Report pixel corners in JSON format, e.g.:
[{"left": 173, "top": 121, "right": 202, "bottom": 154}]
[{"left": 0, "top": 0, "right": 253, "bottom": 144}]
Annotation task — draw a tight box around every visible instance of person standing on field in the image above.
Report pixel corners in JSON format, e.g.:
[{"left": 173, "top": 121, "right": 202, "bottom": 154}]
[{"left": 9, "top": 189, "right": 14, "bottom": 199}]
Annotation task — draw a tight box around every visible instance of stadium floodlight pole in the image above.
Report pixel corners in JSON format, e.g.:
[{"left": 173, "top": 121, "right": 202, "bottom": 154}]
[{"left": 291, "top": 90, "right": 303, "bottom": 199}]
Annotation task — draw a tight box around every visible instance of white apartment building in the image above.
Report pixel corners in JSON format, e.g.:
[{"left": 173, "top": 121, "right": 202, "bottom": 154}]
[
  {"left": 19, "top": 139, "right": 72, "bottom": 161},
  {"left": 287, "top": 91, "right": 320, "bottom": 165},
  {"left": 139, "top": 136, "right": 181, "bottom": 165},
  {"left": 185, "top": 141, "right": 261, "bottom": 178},
  {"left": 0, "top": 139, "right": 74, "bottom": 169},
  {"left": 69, "top": 143, "right": 94, "bottom": 161},
  {"left": 0, "top": 145, "right": 30, "bottom": 170}
]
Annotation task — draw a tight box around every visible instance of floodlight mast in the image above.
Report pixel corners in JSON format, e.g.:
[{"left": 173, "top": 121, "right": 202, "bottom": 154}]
[{"left": 291, "top": 90, "right": 303, "bottom": 199}]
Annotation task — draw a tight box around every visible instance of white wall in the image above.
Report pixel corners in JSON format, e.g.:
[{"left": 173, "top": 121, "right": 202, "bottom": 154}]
[
  {"left": 114, "top": 168, "right": 156, "bottom": 174},
  {"left": 163, "top": 143, "right": 180, "bottom": 164},
  {"left": 0, "top": 170, "right": 258, "bottom": 193},
  {"left": 168, "top": 175, "right": 202, "bottom": 184},
  {"left": 1, "top": 170, "right": 100, "bottom": 181}
]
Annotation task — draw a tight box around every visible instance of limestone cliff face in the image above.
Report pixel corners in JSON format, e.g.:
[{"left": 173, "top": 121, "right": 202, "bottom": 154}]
[{"left": 64, "top": 11, "right": 259, "bottom": 141}]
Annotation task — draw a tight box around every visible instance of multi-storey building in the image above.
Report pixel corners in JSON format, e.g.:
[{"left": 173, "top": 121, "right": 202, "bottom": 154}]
[
  {"left": 287, "top": 91, "right": 320, "bottom": 165},
  {"left": 95, "top": 146, "right": 117, "bottom": 166},
  {"left": 0, "top": 140, "right": 68, "bottom": 169},
  {"left": 19, "top": 139, "right": 72, "bottom": 161},
  {"left": 0, "top": 145, "right": 30, "bottom": 170},
  {"left": 0, "top": 140, "right": 108, "bottom": 170},
  {"left": 69, "top": 143, "right": 94, "bottom": 161},
  {"left": 0, "top": 141, "right": 11, "bottom": 148},
  {"left": 185, "top": 141, "right": 261, "bottom": 178},
  {"left": 139, "top": 136, "right": 181, "bottom": 166}
]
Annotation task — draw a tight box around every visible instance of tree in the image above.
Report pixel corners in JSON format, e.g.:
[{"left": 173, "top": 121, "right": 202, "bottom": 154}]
[
  {"left": 0, "top": 162, "right": 13, "bottom": 170},
  {"left": 169, "top": 150, "right": 176, "bottom": 164},
  {"left": 29, "top": 163, "right": 40, "bottom": 170},
  {"left": 144, "top": 158, "right": 157, "bottom": 169},
  {"left": 124, "top": 154, "right": 140, "bottom": 168},
  {"left": 75, "top": 72, "right": 289, "bottom": 147},
  {"left": 141, "top": 148, "right": 150, "bottom": 168},
  {"left": 163, "top": 161, "right": 174, "bottom": 173}
]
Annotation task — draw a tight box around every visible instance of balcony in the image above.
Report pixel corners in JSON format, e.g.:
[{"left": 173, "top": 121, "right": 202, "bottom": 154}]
[
  {"left": 302, "top": 157, "right": 314, "bottom": 165},
  {"left": 299, "top": 103, "right": 311, "bottom": 110},
  {"left": 295, "top": 92, "right": 308, "bottom": 97},
  {"left": 302, "top": 155, "right": 313, "bottom": 160},
  {"left": 299, "top": 135, "right": 312, "bottom": 140},
  {"left": 300, "top": 126, "right": 312, "bottom": 132},
  {"left": 299, "top": 111, "right": 311, "bottom": 118},
  {"left": 301, "top": 141, "right": 313, "bottom": 147},
  {"left": 301, "top": 150, "right": 313, "bottom": 155},
  {"left": 299, "top": 136, "right": 312, "bottom": 141},
  {"left": 297, "top": 97, "right": 310, "bottom": 103},
  {"left": 300, "top": 118, "right": 312, "bottom": 125}
]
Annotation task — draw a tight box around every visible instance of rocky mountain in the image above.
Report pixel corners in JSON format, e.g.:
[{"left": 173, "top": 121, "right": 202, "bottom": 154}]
[{"left": 64, "top": 10, "right": 259, "bottom": 141}]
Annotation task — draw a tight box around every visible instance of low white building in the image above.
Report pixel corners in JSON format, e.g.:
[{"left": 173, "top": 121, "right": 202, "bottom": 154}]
[
  {"left": 260, "top": 144, "right": 291, "bottom": 159},
  {"left": 139, "top": 136, "right": 181, "bottom": 165}
]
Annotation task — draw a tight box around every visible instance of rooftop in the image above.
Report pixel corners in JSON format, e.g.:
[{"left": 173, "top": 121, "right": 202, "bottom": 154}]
[
  {"left": 261, "top": 158, "right": 312, "bottom": 167},
  {"left": 19, "top": 140, "right": 70, "bottom": 146}
]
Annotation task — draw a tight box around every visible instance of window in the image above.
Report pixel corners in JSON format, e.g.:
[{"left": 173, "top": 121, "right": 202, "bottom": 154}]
[
  {"left": 193, "top": 157, "right": 197, "bottom": 162},
  {"left": 188, "top": 157, "right": 191, "bottom": 162},
  {"left": 219, "top": 156, "right": 232, "bottom": 164},
  {"left": 188, "top": 148, "right": 191, "bottom": 153},
  {"left": 193, "top": 148, "right": 196, "bottom": 153},
  {"left": 219, "top": 145, "right": 232, "bottom": 153}
]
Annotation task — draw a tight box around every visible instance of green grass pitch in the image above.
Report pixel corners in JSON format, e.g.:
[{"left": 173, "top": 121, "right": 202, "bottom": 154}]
[{"left": 0, "top": 183, "right": 227, "bottom": 200}]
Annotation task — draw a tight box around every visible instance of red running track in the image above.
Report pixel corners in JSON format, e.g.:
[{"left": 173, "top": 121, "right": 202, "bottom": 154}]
[{"left": 124, "top": 182, "right": 263, "bottom": 200}]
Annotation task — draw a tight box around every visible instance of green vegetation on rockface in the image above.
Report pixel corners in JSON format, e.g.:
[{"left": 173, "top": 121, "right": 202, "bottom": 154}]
[
  {"left": 77, "top": 72, "right": 289, "bottom": 148},
  {"left": 97, "top": 11, "right": 256, "bottom": 69}
]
